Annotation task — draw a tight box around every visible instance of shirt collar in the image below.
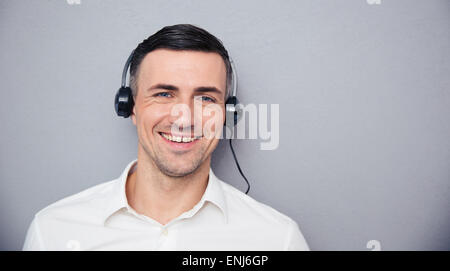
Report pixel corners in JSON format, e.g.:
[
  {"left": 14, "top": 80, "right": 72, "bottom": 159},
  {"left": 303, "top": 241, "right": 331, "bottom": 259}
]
[{"left": 99, "top": 159, "right": 228, "bottom": 225}]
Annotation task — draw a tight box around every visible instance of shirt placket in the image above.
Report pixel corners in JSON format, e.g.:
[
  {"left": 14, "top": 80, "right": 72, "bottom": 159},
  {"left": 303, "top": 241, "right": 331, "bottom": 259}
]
[{"left": 154, "top": 226, "right": 178, "bottom": 250}]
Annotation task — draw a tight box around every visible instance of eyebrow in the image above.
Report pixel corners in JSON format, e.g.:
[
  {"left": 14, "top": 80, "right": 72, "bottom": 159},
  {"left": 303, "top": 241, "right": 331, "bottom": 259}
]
[{"left": 147, "top": 84, "right": 223, "bottom": 96}]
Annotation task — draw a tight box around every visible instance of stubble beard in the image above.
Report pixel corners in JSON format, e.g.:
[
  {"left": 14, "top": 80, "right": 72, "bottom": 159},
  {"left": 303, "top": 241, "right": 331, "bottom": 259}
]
[{"left": 144, "top": 141, "right": 209, "bottom": 178}]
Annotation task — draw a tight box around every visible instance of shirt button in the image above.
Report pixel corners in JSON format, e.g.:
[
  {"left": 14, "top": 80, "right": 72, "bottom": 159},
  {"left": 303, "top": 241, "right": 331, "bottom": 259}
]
[{"left": 161, "top": 228, "right": 168, "bottom": 236}]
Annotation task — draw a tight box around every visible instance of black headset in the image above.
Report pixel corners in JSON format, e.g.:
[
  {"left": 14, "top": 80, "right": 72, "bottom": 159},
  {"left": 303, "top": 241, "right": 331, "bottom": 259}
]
[{"left": 114, "top": 49, "right": 250, "bottom": 194}]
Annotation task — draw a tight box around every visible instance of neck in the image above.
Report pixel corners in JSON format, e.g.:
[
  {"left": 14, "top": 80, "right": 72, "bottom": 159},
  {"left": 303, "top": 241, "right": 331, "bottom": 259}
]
[{"left": 126, "top": 147, "right": 210, "bottom": 226}]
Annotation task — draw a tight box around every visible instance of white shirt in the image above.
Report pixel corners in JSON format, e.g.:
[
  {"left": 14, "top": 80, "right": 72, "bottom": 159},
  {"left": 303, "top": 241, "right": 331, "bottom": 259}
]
[{"left": 23, "top": 159, "right": 309, "bottom": 251}]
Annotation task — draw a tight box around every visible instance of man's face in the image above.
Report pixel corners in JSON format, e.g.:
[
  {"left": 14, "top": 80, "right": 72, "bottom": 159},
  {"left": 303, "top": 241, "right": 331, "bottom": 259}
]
[{"left": 131, "top": 49, "right": 227, "bottom": 177}]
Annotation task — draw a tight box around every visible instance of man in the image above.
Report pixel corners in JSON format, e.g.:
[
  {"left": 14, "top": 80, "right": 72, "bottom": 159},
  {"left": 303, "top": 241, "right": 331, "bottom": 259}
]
[{"left": 23, "top": 24, "right": 309, "bottom": 250}]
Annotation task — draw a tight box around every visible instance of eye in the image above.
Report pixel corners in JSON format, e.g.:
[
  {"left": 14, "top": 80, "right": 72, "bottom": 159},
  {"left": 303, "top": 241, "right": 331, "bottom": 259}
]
[
  {"left": 155, "top": 92, "right": 172, "bottom": 98},
  {"left": 201, "top": 96, "right": 216, "bottom": 103}
]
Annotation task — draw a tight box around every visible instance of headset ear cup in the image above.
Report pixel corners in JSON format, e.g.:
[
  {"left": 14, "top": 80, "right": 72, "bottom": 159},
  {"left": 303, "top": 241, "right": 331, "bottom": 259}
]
[
  {"left": 225, "top": 96, "right": 241, "bottom": 127},
  {"left": 114, "top": 87, "right": 134, "bottom": 118}
]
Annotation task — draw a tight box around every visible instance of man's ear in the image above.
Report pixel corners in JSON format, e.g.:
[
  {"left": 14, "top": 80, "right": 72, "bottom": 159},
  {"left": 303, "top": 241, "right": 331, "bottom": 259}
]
[{"left": 131, "top": 105, "right": 137, "bottom": 126}]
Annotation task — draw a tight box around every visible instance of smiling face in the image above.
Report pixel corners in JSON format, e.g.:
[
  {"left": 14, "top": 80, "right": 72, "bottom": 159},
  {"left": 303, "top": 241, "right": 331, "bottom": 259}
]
[{"left": 131, "top": 49, "right": 227, "bottom": 177}]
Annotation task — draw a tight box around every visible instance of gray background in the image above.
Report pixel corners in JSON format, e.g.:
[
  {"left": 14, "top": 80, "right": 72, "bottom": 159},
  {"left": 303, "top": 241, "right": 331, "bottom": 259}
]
[{"left": 1, "top": 0, "right": 449, "bottom": 251}]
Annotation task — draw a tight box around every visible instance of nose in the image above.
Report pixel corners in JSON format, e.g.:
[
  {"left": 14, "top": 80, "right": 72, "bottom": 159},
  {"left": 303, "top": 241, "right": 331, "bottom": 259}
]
[{"left": 168, "top": 97, "right": 202, "bottom": 135}]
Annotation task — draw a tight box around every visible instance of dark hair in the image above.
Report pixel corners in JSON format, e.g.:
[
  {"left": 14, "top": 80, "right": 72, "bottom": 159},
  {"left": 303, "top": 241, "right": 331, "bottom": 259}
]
[{"left": 129, "top": 24, "right": 232, "bottom": 99}]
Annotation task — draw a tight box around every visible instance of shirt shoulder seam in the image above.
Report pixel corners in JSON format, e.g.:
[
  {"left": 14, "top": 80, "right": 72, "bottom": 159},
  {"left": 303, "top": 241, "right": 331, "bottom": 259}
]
[
  {"left": 283, "top": 218, "right": 296, "bottom": 251},
  {"left": 32, "top": 214, "right": 47, "bottom": 250}
]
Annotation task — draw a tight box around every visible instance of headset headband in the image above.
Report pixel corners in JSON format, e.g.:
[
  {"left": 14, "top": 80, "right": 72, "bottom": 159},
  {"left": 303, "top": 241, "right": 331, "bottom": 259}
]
[{"left": 121, "top": 50, "right": 135, "bottom": 88}]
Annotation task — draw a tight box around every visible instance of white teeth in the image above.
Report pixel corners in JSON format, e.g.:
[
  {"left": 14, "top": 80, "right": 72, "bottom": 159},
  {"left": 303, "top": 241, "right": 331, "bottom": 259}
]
[{"left": 161, "top": 133, "right": 199, "bottom": 143}]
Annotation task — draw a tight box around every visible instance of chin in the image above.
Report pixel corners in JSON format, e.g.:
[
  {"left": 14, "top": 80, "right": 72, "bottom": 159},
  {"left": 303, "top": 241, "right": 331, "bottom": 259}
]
[
  {"left": 156, "top": 159, "right": 202, "bottom": 177},
  {"left": 161, "top": 167, "right": 198, "bottom": 177}
]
